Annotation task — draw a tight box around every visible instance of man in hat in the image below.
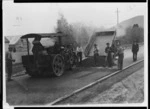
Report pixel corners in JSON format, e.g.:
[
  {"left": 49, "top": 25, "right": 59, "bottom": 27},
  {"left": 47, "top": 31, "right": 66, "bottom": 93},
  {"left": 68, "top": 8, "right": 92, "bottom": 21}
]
[
  {"left": 105, "top": 43, "right": 113, "bottom": 68},
  {"left": 116, "top": 41, "right": 124, "bottom": 70},
  {"left": 111, "top": 43, "right": 117, "bottom": 65},
  {"left": 6, "top": 47, "right": 15, "bottom": 81},
  {"left": 32, "top": 36, "right": 44, "bottom": 55},
  {"left": 132, "top": 40, "right": 139, "bottom": 62},
  {"left": 93, "top": 44, "right": 99, "bottom": 66},
  {"left": 32, "top": 36, "right": 44, "bottom": 66}
]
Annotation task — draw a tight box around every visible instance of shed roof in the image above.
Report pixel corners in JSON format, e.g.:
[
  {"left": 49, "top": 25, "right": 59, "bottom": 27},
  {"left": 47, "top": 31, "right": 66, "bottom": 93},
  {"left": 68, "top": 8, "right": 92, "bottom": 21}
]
[
  {"left": 6, "top": 35, "right": 22, "bottom": 45},
  {"left": 21, "top": 33, "right": 64, "bottom": 39},
  {"left": 5, "top": 37, "right": 10, "bottom": 43}
]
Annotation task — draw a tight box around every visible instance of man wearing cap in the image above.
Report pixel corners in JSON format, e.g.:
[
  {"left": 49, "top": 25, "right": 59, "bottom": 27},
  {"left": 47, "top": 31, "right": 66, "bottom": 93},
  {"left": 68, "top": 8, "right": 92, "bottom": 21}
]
[
  {"left": 132, "top": 40, "right": 139, "bottom": 62},
  {"left": 6, "top": 47, "right": 15, "bottom": 81},
  {"left": 116, "top": 41, "right": 124, "bottom": 70},
  {"left": 76, "top": 44, "right": 83, "bottom": 64},
  {"left": 105, "top": 43, "right": 113, "bottom": 68},
  {"left": 93, "top": 44, "right": 99, "bottom": 66},
  {"left": 111, "top": 43, "right": 117, "bottom": 65}
]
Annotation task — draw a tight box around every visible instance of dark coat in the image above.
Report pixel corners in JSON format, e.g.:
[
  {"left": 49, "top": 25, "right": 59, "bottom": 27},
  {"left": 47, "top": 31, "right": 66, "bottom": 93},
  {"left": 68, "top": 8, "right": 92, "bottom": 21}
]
[
  {"left": 105, "top": 47, "right": 112, "bottom": 54},
  {"left": 32, "top": 42, "right": 44, "bottom": 54},
  {"left": 132, "top": 43, "right": 139, "bottom": 53},
  {"left": 6, "top": 51, "right": 13, "bottom": 66}
]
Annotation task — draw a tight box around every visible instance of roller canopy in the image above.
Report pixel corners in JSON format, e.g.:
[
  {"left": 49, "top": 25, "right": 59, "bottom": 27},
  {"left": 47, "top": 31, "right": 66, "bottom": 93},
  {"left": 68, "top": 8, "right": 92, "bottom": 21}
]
[{"left": 21, "top": 33, "right": 64, "bottom": 39}]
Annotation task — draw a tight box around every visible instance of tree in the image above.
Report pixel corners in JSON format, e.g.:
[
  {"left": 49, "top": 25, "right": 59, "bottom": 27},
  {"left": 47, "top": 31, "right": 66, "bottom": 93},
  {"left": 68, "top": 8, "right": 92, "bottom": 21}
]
[
  {"left": 121, "top": 24, "right": 144, "bottom": 44},
  {"left": 131, "top": 24, "right": 144, "bottom": 42},
  {"left": 55, "top": 13, "right": 76, "bottom": 46},
  {"left": 55, "top": 13, "right": 98, "bottom": 48}
]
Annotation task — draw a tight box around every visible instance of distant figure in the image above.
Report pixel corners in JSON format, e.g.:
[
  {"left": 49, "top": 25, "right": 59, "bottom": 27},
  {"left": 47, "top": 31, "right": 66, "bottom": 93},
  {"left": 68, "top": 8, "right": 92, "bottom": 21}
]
[
  {"left": 76, "top": 45, "right": 83, "bottom": 64},
  {"left": 6, "top": 47, "right": 15, "bottom": 81},
  {"left": 105, "top": 43, "right": 113, "bottom": 68},
  {"left": 116, "top": 41, "right": 124, "bottom": 70},
  {"left": 93, "top": 44, "right": 99, "bottom": 66},
  {"left": 132, "top": 41, "right": 139, "bottom": 62}
]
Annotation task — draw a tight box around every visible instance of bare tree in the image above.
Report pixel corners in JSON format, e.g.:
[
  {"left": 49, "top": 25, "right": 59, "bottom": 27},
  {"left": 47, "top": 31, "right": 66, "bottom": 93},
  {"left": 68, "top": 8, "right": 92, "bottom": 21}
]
[
  {"left": 55, "top": 13, "right": 76, "bottom": 46},
  {"left": 119, "top": 24, "right": 144, "bottom": 44}
]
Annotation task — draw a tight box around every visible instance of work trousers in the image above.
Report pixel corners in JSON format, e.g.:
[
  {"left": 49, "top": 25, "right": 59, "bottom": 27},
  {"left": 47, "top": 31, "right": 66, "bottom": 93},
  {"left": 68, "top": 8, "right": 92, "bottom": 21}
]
[
  {"left": 133, "top": 52, "right": 138, "bottom": 61},
  {"left": 118, "top": 53, "right": 124, "bottom": 70},
  {"left": 6, "top": 66, "right": 12, "bottom": 80},
  {"left": 105, "top": 53, "right": 113, "bottom": 67},
  {"left": 77, "top": 52, "right": 82, "bottom": 64},
  {"left": 107, "top": 53, "right": 113, "bottom": 67},
  {"left": 94, "top": 53, "right": 99, "bottom": 65}
]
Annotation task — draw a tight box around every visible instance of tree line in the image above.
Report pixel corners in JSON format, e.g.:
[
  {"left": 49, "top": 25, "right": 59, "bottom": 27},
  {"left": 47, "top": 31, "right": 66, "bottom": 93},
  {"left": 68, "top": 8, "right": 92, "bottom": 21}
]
[
  {"left": 55, "top": 14, "right": 144, "bottom": 48},
  {"left": 116, "top": 24, "right": 144, "bottom": 44}
]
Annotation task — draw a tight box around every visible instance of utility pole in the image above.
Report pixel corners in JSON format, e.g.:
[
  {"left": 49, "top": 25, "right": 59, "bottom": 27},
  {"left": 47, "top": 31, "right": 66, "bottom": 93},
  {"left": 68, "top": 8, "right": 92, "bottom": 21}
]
[
  {"left": 116, "top": 8, "right": 119, "bottom": 26},
  {"left": 113, "top": 8, "right": 120, "bottom": 42}
]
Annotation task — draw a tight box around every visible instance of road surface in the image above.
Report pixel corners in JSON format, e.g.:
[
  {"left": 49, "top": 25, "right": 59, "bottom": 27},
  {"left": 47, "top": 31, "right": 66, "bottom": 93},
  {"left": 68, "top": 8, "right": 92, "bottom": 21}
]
[{"left": 6, "top": 46, "right": 144, "bottom": 105}]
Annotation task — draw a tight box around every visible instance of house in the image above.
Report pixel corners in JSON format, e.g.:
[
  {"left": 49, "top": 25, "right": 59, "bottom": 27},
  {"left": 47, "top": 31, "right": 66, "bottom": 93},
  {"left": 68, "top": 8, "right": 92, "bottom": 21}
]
[
  {"left": 6, "top": 35, "right": 31, "bottom": 64},
  {"left": 5, "top": 34, "right": 55, "bottom": 64}
]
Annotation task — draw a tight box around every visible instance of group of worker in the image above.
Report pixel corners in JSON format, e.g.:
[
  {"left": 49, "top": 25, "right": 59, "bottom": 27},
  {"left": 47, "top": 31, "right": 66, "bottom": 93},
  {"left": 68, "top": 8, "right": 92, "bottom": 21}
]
[
  {"left": 93, "top": 42, "right": 119, "bottom": 68},
  {"left": 93, "top": 40, "right": 139, "bottom": 69},
  {"left": 5, "top": 40, "right": 139, "bottom": 82}
]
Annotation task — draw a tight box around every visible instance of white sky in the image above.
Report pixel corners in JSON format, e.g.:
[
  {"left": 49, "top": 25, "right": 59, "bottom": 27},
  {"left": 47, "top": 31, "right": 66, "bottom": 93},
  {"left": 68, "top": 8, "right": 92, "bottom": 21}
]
[{"left": 3, "top": 1, "right": 147, "bottom": 36}]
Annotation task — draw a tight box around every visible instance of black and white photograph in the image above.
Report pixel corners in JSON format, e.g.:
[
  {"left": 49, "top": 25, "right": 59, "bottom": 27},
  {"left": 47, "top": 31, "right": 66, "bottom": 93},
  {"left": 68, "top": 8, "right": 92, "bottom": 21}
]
[{"left": 2, "top": 1, "right": 148, "bottom": 108}]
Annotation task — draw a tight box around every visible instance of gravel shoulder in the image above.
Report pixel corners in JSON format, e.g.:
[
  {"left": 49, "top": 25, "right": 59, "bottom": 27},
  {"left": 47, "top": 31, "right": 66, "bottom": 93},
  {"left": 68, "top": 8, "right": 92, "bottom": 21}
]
[
  {"left": 87, "top": 67, "right": 144, "bottom": 104},
  {"left": 57, "top": 61, "right": 144, "bottom": 105}
]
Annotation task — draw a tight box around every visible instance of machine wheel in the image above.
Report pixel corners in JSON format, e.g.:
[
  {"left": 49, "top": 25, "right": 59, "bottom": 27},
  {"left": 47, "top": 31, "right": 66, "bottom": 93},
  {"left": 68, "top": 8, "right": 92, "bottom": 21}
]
[{"left": 52, "top": 54, "right": 65, "bottom": 77}]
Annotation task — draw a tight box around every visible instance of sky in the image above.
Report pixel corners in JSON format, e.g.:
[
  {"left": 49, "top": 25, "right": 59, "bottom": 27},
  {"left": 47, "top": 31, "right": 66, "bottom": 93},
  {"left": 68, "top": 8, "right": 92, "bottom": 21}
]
[{"left": 3, "top": 1, "right": 147, "bottom": 36}]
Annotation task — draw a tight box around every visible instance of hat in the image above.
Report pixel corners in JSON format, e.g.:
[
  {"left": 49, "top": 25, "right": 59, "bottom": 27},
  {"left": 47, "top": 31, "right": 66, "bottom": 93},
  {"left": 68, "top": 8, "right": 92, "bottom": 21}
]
[
  {"left": 94, "top": 44, "right": 97, "bottom": 46},
  {"left": 106, "top": 43, "right": 110, "bottom": 45}
]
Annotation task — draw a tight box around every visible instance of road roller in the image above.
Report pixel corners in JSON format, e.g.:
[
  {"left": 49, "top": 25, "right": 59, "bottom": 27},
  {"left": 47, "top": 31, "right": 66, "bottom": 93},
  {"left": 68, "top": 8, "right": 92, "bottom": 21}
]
[{"left": 21, "top": 33, "right": 78, "bottom": 77}]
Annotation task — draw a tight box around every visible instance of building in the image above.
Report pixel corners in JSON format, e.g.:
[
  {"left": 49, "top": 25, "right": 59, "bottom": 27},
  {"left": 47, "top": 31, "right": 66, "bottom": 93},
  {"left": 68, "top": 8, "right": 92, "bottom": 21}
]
[{"left": 6, "top": 35, "right": 31, "bottom": 64}]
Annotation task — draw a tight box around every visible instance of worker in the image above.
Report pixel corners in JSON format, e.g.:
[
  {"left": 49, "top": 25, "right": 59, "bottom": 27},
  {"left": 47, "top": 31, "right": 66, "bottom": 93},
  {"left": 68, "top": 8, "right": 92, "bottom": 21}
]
[
  {"left": 6, "top": 47, "right": 15, "bottom": 81},
  {"left": 111, "top": 43, "right": 117, "bottom": 65},
  {"left": 53, "top": 41, "right": 61, "bottom": 54},
  {"left": 105, "top": 43, "right": 113, "bottom": 68},
  {"left": 132, "top": 40, "right": 139, "bottom": 62},
  {"left": 76, "top": 44, "right": 83, "bottom": 64},
  {"left": 32, "top": 36, "right": 44, "bottom": 55},
  {"left": 32, "top": 36, "right": 44, "bottom": 66},
  {"left": 93, "top": 44, "right": 99, "bottom": 66},
  {"left": 116, "top": 41, "right": 124, "bottom": 70}
]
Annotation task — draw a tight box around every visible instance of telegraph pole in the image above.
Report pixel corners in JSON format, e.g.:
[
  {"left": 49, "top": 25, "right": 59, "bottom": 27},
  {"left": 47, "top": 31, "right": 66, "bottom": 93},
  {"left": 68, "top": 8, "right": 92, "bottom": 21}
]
[
  {"left": 116, "top": 8, "right": 119, "bottom": 25},
  {"left": 113, "top": 8, "right": 120, "bottom": 42}
]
